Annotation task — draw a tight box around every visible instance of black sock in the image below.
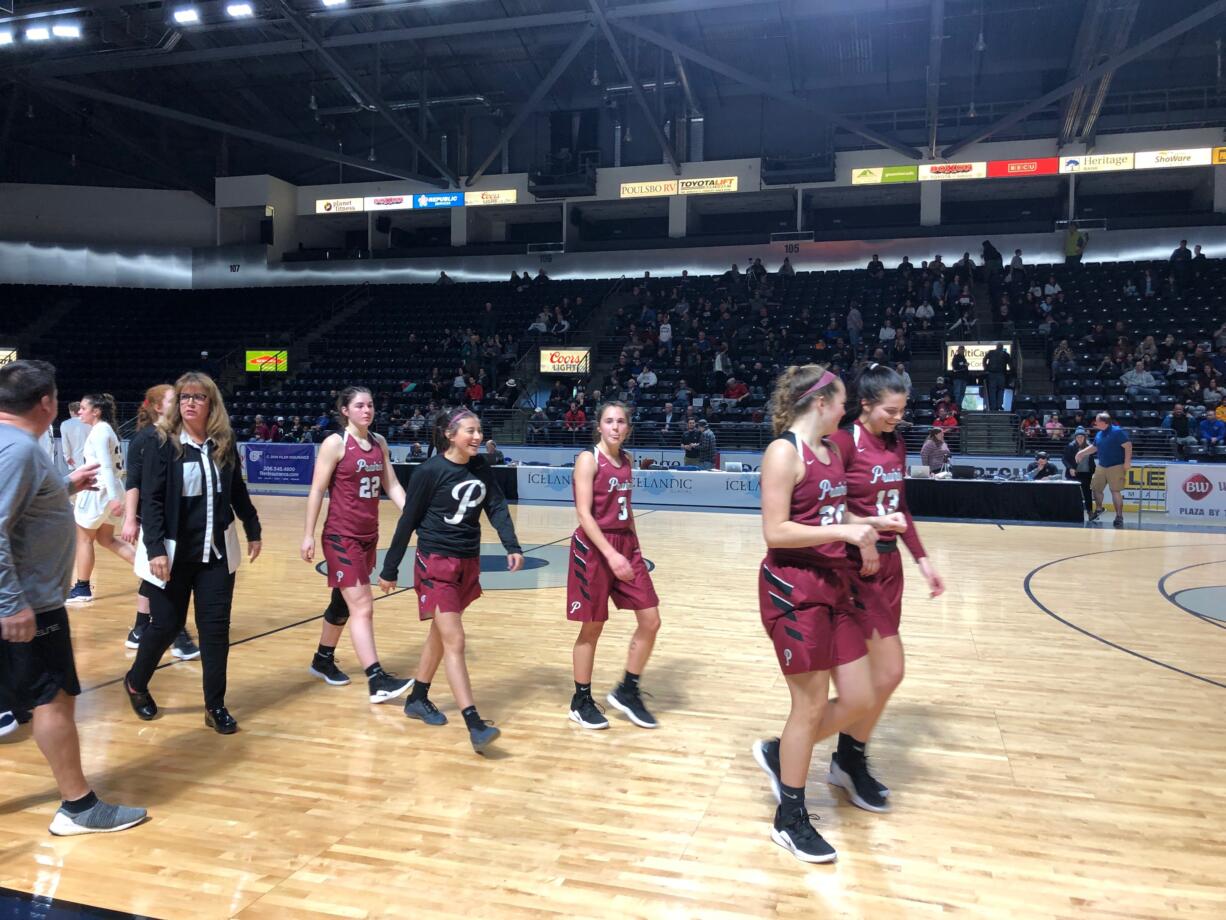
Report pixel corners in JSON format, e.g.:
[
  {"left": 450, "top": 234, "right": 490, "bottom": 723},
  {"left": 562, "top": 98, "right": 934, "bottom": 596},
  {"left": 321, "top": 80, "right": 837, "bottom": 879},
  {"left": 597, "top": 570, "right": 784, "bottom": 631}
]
[
  {"left": 622, "top": 671, "right": 640, "bottom": 693},
  {"left": 135, "top": 612, "right": 150, "bottom": 629},
  {"left": 574, "top": 681, "right": 591, "bottom": 697},
  {"left": 61, "top": 790, "right": 98, "bottom": 815},
  {"left": 75, "top": 579, "right": 88, "bottom": 589},
  {"left": 461, "top": 705, "right": 484, "bottom": 730},
  {"left": 837, "top": 732, "right": 866, "bottom": 764},
  {"left": 364, "top": 662, "right": 383, "bottom": 679},
  {"left": 408, "top": 680, "right": 430, "bottom": 703},
  {"left": 316, "top": 644, "right": 335, "bottom": 660},
  {"left": 778, "top": 782, "right": 806, "bottom": 821}
]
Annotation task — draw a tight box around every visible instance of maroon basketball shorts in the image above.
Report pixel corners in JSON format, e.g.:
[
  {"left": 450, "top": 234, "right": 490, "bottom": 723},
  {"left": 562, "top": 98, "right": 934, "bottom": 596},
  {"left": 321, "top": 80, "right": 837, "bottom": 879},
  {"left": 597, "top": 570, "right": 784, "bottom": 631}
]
[
  {"left": 414, "top": 551, "right": 482, "bottom": 620},
  {"left": 845, "top": 546, "right": 904, "bottom": 642},
  {"left": 323, "top": 533, "right": 377, "bottom": 590},
  {"left": 759, "top": 559, "right": 865, "bottom": 674},
  {"left": 567, "top": 528, "right": 659, "bottom": 622}
]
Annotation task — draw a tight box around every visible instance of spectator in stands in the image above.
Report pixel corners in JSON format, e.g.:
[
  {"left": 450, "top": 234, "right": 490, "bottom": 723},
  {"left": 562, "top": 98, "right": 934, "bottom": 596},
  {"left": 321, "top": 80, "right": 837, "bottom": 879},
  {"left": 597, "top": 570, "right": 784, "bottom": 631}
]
[
  {"left": 842, "top": 302, "right": 865, "bottom": 355},
  {"left": 1162, "top": 404, "right": 1199, "bottom": 458},
  {"left": 1052, "top": 340, "right": 1077, "bottom": 378},
  {"left": 534, "top": 269, "right": 550, "bottom": 284},
  {"left": 286, "top": 416, "right": 306, "bottom": 442},
  {"left": 1121, "top": 277, "right": 1139, "bottom": 301},
  {"left": 878, "top": 318, "right": 896, "bottom": 347},
  {"left": 464, "top": 376, "right": 484, "bottom": 409},
  {"left": 1026, "top": 451, "right": 1060, "bottom": 480},
  {"left": 1042, "top": 275, "right": 1062, "bottom": 298},
  {"left": 920, "top": 428, "right": 950, "bottom": 472},
  {"left": 724, "top": 377, "right": 749, "bottom": 404},
  {"left": 637, "top": 364, "right": 658, "bottom": 389},
  {"left": 1045, "top": 415, "right": 1065, "bottom": 441},
  {"left": 1170, "top": 239, "right": 1192, "bottom": 277},
  {"left": 1063, "top": 427, "right": 1095, "bottom": 515},
  {"left": 483, "top": 440, "right": 505, "bottom": 466},
  {"left": 680, "top": 419, "right": 701, "bottom": 465},
  {"left": 949, "top": 345, "right": 970, "bottom": 408},
  {"left": 948, "top": 309, "right": 977, "bottom": 336},
  {"left": 657, "top": 313, "right": 673, "bottom": 357},
  {"left": 528, "top": 309, "right": 550, "bottom": 334},
  {"left": 895, "top": 363, "right": 913, "bottom": 394},
  {"left": 1121, "top": 360, "right": 1161, "bottom": 398},
  {"left": 527, "top": 408, "right": 549, "bottom": 443},
  {"left": 915, "top": 299, "right": 935, "bottom": 323},
  {"left": 778, "top": 257, "right": 795, "bottom": 278},
  {"left": 1077, "top": 412, "right": 1131, "bottom": 527},
  {"left": 563, "top": 401, "right": 586, "bottom": 434},
  {"left": 1142, "top": 268, "right": 1159, "bottom": 299},
  {"left": 933, "top": 403, "right": 959, "bottom": 435},
  {"left": 435, "top": 271, "right": 455, "bottom": 286},
  {"left": 551, "top": 307, "right": 571, "bottom": 336},
  {"left": 1167, "top": 350, "right": 1190, "bottom": 376},
  {"left": 660, "top": 402, "right": 679, "bottom": 433},
  {"left": 983, "top": 343, "right": 1012, "bottom": 411},
  {"left": 1020, "top": 412, "right": 1042, "bottom": 440},
  {"left": 1199, "top": 413, "right": 1226, "bottom": 449},
  {"left": 866, "top": 254, "right": 884, "bottom": 279},
  {"left": 253, "top": 414, "right": 281, "bottom": 442},
  {"left": 1064, "top": 223, "right": 1088, "bottom": 264},
  {"left": 1214, "top": 344, "right": 1226, "bottom": 376},
  {"left": 1011, "top": 248, "right": 1025, "bottom": 272},
  {"left": 892, "top": 334, "right": 912, "bottom": 365},
  {"left": 930, "top": 376, "right": 951, "bottom": 406},
  {"left": 674, "top": 379, "right": 692, "bottom": 409},
  {"left": 695, "top": 419, "right": 717, "bottom": 469}
]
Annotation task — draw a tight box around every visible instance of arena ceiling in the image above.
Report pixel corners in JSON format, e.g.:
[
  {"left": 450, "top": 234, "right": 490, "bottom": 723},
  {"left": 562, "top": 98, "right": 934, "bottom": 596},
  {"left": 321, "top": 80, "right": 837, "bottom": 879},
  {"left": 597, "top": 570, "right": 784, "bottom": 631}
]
[{"left": 0, "top": 0, "right": 1223, "bottom": 201}]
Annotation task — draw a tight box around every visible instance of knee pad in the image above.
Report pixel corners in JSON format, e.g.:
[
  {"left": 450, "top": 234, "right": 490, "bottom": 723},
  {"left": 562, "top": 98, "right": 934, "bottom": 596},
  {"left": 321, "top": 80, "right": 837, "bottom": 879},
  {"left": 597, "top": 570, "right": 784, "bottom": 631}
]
[{"left": 323, "top": 588, "right": 350, "bottom": 626}]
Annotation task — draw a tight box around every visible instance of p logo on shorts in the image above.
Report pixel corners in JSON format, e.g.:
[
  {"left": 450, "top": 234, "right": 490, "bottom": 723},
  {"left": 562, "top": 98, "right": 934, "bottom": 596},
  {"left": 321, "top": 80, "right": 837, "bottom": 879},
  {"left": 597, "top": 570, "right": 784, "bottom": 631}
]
[
  {"left": 784, "top": 648, "right": 793, "bottom": 666},
  {"left": 570, "top": 601, "right": 582, "bottom": 615}
]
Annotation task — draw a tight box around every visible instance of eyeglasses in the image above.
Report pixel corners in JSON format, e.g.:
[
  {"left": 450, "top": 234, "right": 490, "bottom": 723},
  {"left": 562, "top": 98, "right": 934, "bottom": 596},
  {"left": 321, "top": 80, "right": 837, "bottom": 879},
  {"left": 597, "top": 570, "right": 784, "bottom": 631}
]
[{"left": 179, "top": 393, "right": 209, "bottom": 404}]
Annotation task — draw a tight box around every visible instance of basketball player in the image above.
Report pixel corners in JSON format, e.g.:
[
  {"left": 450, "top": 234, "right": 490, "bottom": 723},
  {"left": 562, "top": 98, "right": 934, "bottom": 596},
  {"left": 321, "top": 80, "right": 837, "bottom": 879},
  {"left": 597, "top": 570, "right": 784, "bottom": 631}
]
[
  {"left": 122, "top": 385, "right": 199, "bottom": 660},
  {"left": 67, "top": 394, "right": 134, "bottom": 604},
  {"left": 826, "top": 364, "right": 945, "bottom": 813},
  {"left": 566, "top": 401, "right": 661, "bottom": 730},
  {"left": 59, "top": 401, "right": 87, "bottom": 471},
  {"left": 748, "top": 365, "right": 905, "bottom": 863},
  {"left": 378, "top": 409, "right": 524, "bottom": 753},
  {"left": 301, "top": 386, "right": 412, "bottom": 704}
]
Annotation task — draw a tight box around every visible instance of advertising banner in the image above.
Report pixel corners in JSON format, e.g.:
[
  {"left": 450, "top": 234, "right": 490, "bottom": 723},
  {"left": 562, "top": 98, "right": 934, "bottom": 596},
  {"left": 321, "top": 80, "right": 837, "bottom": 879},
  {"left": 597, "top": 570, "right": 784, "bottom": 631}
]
[
  {"left": 414, "top": 192, "right": 463, "bottom": 209},
  {"left": 0, "top": 346, "right": 16, "bottom": 366},
  {"left": 678, "top": 176, "right": 739, "bottom": 195},
  {"left": 1165, "top": 464, "right": 1226, "bottom": 524},
  {"left": 539, "top": 347, "right": 591, "bottom": 375},
  {"left": 242, "top": 443, "right": 314, "bottom": 485},
  {"left": 314, "top": 197, "right": 363, "bottom": 214},
  {"left": 851, "top": 165, "right": 918, "bottom": 185},
  {"left": 620, "top": 179, "right": 678, "bottom": 199},
  {"left": 918, "top": 162, "right": 987, "bottom": 181},
  {"left": 463, "top": 189, "right": 518, "bottom": 207},
  {"left": 1214, "top": 147, "right": 1226, "bottom": 165},
  {"left": 518, "top": 466, "right": 761, "bottom": 509},
  {"left": 987, "top": 157, "right": 1059, "bottom": 178},
  {"left": 944, "top": 340, "right": 1013, "bottom": 373},
  {"left": 363, "top": 195, "right": 414, "bottom": 211},
  {"left": 244, "top": 349, "right": 288, "bottom": 373},
  {"left": 1134, "top": 148, "right": 1212, "bottom": 170},
  {"left": 1058, "top": 153, "right": 1134, "bottom": 174}
]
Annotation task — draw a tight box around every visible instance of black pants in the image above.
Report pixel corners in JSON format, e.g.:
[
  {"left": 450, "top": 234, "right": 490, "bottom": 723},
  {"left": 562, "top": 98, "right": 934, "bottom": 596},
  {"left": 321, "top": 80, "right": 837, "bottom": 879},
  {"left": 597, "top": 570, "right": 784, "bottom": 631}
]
[
  {"left": 1075, "top": 472, "right": 1094, "bottom": 513},
  {"left": 128, "top": 552, "right": 235, "bottom": 710},
  {"left": 987, "top": 373, "right": 1005, "bottom": 411}
]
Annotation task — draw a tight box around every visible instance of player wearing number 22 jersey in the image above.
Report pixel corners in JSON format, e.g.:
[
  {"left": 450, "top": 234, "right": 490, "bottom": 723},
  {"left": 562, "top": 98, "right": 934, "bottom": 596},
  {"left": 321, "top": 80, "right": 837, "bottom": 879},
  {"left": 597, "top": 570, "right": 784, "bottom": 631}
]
[
  {"left": 321, "top": 431, "right": 387, "bottom": 588},
  {"left": 827, "top": 420, "right": 925, "bottom": 642}
]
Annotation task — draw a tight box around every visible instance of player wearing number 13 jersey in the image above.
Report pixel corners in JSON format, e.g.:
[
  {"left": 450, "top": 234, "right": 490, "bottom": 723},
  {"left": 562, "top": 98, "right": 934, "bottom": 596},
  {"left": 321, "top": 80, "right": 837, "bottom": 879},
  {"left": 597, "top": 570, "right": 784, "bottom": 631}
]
[
  {"left": 301, "top": 387, "right": 412, "bottom": 705},
  {"left": 566, "top": 402, "right": 661, "bottom": 732},
  {"left": 823, "top": 364, "right": 945, "bottom": 816}
]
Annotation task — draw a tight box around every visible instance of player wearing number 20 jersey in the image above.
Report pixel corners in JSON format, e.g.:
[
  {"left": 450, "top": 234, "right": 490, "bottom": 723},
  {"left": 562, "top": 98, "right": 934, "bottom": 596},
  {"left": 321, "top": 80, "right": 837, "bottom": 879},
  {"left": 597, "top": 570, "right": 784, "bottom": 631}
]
[
  {"left": 321, "top": 430, "right": 385, "bottom": 588},
  {"left": 827, "top": 419, "right": 925, "bottom": 640}
]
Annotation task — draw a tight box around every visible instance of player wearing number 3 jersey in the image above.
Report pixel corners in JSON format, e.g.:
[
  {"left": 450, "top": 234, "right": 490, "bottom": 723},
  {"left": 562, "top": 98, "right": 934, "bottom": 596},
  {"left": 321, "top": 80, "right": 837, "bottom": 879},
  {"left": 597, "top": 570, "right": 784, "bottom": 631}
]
[
  {"left": 825, "top": 364, "right": 945, "bottom": 814},
  {"left": 302, "top": 387, "right": 413, "bottom": 705},
  {"left": 566, "top": 401, "right": 661, "bottom": 731}
]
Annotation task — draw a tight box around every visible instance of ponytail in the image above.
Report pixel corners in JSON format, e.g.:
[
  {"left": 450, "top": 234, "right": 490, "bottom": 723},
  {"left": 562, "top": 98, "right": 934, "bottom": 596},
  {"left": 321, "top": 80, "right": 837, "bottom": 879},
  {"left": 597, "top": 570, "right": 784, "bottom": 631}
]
[
  {"left": 84, "top": 392, "right": 117, "bottom": 427},
  {"left": 769, "top": 364, "right": 839, "bottom": 436}
]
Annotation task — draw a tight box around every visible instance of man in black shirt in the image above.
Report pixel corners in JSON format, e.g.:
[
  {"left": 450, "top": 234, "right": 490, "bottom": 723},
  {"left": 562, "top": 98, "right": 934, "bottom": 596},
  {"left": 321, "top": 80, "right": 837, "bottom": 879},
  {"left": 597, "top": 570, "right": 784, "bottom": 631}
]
[
  {"left": 983, "top": 343, "right": 1012, "bottom": 411},
  {"left": 680, "top": 419, "right": 702, "bottom": 464}
]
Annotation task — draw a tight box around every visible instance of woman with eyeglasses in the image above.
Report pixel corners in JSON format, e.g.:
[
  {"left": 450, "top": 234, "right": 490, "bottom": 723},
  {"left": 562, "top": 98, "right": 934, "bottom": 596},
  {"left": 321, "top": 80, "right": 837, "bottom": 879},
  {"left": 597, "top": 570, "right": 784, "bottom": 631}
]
[{"left": 123, "top": 373, "right": 262, "bottom": 734}]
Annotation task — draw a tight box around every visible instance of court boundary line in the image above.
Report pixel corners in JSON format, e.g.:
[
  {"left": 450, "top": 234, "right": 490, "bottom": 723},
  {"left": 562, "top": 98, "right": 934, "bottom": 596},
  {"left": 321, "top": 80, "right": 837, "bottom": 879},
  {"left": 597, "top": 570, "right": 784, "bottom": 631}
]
[
  {"left": 78, "top": 516, "right": 653, "bottom": 696},
  {"left": 1022, "top": 545, "right": 1226, "bottom": 690},
  {"left": 1157, "top": 560, "right": 1226, "bottom": 631}
]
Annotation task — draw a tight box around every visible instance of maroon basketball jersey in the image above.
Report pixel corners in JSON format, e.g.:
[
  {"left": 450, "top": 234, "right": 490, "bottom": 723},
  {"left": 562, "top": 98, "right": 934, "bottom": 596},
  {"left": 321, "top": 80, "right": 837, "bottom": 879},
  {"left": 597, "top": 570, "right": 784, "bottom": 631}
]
[
  {"left": 766, "top": 433, "right": 851, "bottom": 569},
  {"left": 324, "top": 432, "right": 384, "bottom": 540},
  {"left": 579, "top": 446, "right": 635, "bottom": 532},
  {"left": 829, "top": 421, "right": 925, "bottom": 558}
]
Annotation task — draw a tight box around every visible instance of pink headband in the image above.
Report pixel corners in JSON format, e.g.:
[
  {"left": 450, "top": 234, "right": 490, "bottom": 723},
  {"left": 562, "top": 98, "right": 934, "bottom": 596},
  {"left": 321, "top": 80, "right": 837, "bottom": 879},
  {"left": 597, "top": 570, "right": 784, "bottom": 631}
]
[
  {"left": 800, "top": 370, "right": 838, "bottom": 401},
  {"left": 449, "top": 408, "right": 473, "bottom": 423}
]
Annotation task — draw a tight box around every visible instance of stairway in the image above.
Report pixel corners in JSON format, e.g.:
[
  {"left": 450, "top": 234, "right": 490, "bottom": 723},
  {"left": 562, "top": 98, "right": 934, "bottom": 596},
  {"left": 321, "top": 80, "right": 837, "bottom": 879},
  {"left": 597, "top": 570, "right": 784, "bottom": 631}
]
[
  {"left": 907, "top": 338, "right": 943, "bottom": 398},
  {"left": 1015, "top": 331, "right": 1053, "bottom": 396},
  {"left": 960, "top": 411, "right": 1019, "bottom": 456}
]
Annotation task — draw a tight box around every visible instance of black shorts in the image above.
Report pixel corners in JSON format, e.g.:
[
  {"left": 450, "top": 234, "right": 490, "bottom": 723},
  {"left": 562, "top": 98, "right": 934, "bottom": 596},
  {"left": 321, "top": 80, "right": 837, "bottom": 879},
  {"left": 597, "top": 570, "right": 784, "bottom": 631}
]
[{"left": 0, "top": 607, "right": 81, "bottom": 710}]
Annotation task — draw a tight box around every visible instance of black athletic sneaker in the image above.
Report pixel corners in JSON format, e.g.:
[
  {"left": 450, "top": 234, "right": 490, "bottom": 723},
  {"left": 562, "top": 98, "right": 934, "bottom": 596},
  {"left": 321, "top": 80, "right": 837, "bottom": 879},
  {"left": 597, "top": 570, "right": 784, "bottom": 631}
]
[
  {"left": 827, "top": 752, "right": 890, "bottom": 813},
  {"left": 1113, "top": 516, "right": 1124, "bottom": 529},
  {"left": 368, "top": 670, "right": 412, "bottom": 704},
  {"left": 606, "top": 683, "right": 658, "bottom": 729},
  {"left": 770, "top": 806, "right": 837, "bottom": 864},
  {"left": 569, "top": 692, "right": 609, "bottom": 730},
  {"left": 124, "top": 624, "right": 145, "bottom": 650},
  {"left": 310, "top": 655, "right": 351, "bottom": 686},
  {"left": 1088, "top": 508, "right": 1103, "bottom": 523},
  {"left": 752, "top": 737, "right": 783, "bottom": 803},
  {"left": 468, "top": 720, "right": 501, "bottom": 752},
  {"left": 172, "top": 630, "right": 201, "bottom": 661},
  {"left": 404, "top": 696, "right": 448, "bottom": 725}
]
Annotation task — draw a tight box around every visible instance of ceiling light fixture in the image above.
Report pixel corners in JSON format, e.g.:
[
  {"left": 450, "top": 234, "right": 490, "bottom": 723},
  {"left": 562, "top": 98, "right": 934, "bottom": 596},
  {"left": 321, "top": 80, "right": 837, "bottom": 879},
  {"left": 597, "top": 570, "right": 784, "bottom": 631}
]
[
  {"left": 173, "top": 7, "right": 201, "bottom": 25},
  {"left": 26, "top": 26, "right": 51, "bottom": 41},
  {"left": 0, "top": 31, "right": 13, "bottom": 46},
  {"left": 226, "top": 3, "right": 254, "bottom": 17},
  {"left": 52, "top": 24, "right": 82, "bottom": 38},
  {"left": 322, "top": 0, "right": 347, "bottom": 6}
]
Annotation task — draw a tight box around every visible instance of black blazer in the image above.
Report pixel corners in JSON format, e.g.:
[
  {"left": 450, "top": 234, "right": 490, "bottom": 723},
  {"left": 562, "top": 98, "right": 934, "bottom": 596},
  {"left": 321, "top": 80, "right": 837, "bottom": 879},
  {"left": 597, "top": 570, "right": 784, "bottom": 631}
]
[{"left": 140, "top": 435, "right": 261, "bottom": 560}]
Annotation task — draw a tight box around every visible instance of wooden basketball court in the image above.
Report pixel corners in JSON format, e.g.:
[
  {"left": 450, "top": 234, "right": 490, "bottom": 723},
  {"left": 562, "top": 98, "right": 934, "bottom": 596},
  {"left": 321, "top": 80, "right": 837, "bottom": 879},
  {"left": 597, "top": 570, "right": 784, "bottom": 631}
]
[{"left": 3, "top": 498, "right": 1225, "bottom": 919}]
